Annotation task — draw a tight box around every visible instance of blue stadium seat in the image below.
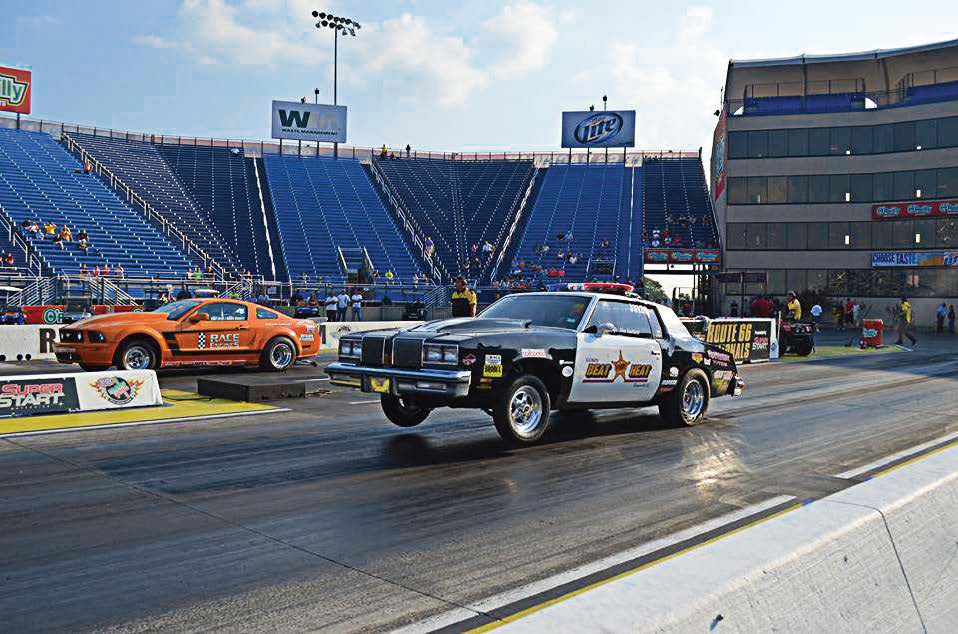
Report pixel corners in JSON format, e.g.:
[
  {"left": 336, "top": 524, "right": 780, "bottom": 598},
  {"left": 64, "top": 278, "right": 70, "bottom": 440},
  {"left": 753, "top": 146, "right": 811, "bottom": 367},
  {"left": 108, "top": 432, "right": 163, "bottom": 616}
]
[
  {"left": 508, "top": 165, "right": 639, "bottom": 283},
  {"left": 0, "top": 128, "right": 193, "bottom": 277},
  {"left": 156, "top": 143, "right": 275, "bottom": 278},
  {"left": 69, "top": 133, "right": 241, "bottom": 272},
  {"left": 373, "top": 158, "right": 533, "bottom": 281},
  {"left": 905, "top": 80, "right": 958, "bottom": 106},
  {"left": 263, "top": 155, "right": 422, "bottom": 283},
  {"left": 642, "top": 157, "right": 720, "bottom": 251},
  {"left": 742, "top": 93, "right": 866, "bottom": 116}
]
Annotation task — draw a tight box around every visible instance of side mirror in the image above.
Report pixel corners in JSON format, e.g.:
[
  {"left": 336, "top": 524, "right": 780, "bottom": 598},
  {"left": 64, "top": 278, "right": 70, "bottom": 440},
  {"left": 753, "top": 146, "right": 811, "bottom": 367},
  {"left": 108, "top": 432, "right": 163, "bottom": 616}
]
[
  {"left": 189, "top": 312, "right": 210, "bottom": 323},
  {"left": 596, "top": 322, "right": 616, "bottom": 337}
]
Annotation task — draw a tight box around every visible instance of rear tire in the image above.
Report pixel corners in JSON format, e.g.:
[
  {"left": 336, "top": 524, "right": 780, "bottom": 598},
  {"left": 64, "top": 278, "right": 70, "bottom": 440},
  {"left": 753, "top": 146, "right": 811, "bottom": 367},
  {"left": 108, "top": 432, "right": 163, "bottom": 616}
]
[
  {"left": 659, "top": 369, "right": 710, "bottom": 427},
  {"left": 260, "top": 337, "right": 296, "bottom": 372},
  {"left": 115, "top": 338, "right": 159, "bottom": 371},
  {"left": 381, "top": 394, "right": 430, "bottom": 427},
  {"left": 493, "top": 374, "right": 551, "bottom": 444}
]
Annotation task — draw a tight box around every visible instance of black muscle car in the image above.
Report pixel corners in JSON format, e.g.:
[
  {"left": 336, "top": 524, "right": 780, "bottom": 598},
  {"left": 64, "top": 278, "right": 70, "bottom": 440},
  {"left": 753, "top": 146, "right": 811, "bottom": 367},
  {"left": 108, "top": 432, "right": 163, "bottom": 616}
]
[{"left": 326, "top": 291, "right": 745, "bottom": 444}]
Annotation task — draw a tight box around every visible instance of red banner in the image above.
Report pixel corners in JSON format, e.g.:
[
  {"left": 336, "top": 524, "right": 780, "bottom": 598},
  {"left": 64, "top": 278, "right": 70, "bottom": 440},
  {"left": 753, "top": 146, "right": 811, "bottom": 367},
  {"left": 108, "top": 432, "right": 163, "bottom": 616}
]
[
  {"left": 0, "top": 66, "right": 31, "bottom": 115},
  {"left": 872, "top": 198, "right": 958, "bottom": 220},
  {"left": 644, "top": 249, "right": 721, "bottom": 264}
]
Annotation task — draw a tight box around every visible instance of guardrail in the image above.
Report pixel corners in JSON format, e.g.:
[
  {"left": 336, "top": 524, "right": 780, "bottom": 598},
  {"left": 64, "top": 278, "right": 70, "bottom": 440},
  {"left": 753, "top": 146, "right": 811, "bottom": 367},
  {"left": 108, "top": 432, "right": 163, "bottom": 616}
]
[
  {"left": 1, "top": 113, "right": 698, "bottom": 166},
  {"left": 490, "top": 165, "right": 539, "bottom": 282}
]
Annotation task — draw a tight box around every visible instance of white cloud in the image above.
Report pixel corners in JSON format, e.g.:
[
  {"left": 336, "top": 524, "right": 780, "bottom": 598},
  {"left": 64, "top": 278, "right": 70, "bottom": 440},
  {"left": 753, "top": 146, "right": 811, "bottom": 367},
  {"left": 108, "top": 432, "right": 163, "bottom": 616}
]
[
  {"left": 478, "top": 3, "right": 558, "bottom": 80},
  {"left": 133, "top": 1, "right": 559, "bottom": 107},
  {"left": 360, "top": 13, "right": 488, "bottom": 106}
]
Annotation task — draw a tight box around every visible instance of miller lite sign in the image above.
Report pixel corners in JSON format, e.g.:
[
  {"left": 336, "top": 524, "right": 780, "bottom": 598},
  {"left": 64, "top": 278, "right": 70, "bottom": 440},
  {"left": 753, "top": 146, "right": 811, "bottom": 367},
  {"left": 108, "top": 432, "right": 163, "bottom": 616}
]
[
  {"left": 0, "top": 66, "right": 31, "bottom": 115},
  {"left": 561, "top": 110, "right": 636, "bottom": 148}
]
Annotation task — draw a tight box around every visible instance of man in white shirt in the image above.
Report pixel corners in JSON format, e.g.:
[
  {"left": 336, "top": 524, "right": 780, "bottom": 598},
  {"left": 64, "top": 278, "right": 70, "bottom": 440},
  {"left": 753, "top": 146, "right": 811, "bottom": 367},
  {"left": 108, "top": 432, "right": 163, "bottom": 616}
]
[
  {"left": 336, "top": 290, "right": 349, "bottom": 322},
  {"left": 325, "top": 292, "right": 338, "bottom": 322},
  {"left": 350, "top": 290, "right": 364, "bottom": 321}
]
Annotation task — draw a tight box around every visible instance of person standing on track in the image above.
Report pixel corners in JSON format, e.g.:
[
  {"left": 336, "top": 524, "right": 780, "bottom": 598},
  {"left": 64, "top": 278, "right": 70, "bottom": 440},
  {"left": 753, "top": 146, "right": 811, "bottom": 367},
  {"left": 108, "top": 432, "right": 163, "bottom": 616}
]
[
  {"left": 893, "top": 297, "right": 918, "bottom": 347},
  {"left": 785, "top": 291, "right": 802, "bottom": 321},
  {"left": 336, "top": 289, "right": 349, "bottom": 322},
  {"left": 949, "top": 304, "right": 956, "bottom": 334},
  {"left": 325, "top": 292, "right": 338, "bottom": 322},
  {"left": 350, "top": 289, "right": 364, "bottom": 322},
  {"left": 450, "top": 276, "right": 477, "bottom": 318},
  {"left": 936, "top": 302, "right": 947, "bottom": 333}
]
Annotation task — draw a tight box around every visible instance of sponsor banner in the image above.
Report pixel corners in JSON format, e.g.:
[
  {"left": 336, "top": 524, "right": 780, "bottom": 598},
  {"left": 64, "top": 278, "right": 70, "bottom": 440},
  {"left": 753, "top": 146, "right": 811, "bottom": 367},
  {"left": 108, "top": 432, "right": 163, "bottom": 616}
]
[
  {"left": 644, "top": 249, "right": 721, "bottom": 264},
  {"left": 0, "top": 375, "right": 79, "bottom": 417},
  {"left": 22, "top": 305, "right": 66, "bottom": 325},
  {"left": 711, "top": 109, "right": 727, "bottom": 201},
  {"left": 76, "top": 370, "right": 163, "bottom": 411},
  {"left": 871, "top": 251, "right": 958, "bottom": 268},
  {"left": 690, "top": 318, "right": 778, "bottom": 363},
  {"left": 0, "top": 324, "right": 62, "bottom": 360},
  {"left": 561, "top": 110, "right": 636, "bottom": 148},
  {"left": 872, "top": 199, "right": 958, "bottom": 220},
  {"left": 0, "top": 65, "right": 31, "bottom": 115},
  {"left": 271, "top": 100, "right": 347, "bottom": 142},
  {"left": 314, "top": 320, "right": 425, "bottom": 350}
]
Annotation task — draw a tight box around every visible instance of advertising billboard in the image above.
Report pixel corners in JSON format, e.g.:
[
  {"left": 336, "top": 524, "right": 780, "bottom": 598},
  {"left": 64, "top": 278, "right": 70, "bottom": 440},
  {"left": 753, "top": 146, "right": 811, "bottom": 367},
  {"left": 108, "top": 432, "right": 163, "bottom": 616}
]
[
  {"left": 561, "top": 110, "right": 636, "bottom": 148},
  {"left": 870, "top": 251, "right": 958, "bottom": 267},
  {"left": 0, "top": 65, "right": 31, "bottom": 115},
  {"left": 271, "top": 100, "right": 346, "bottom": 143},
  {"left": 711, "top": 109, "right": 727, "bottom": 201},
  {"left": 871, "top": 199, "right": 958, "bottom": 220}
]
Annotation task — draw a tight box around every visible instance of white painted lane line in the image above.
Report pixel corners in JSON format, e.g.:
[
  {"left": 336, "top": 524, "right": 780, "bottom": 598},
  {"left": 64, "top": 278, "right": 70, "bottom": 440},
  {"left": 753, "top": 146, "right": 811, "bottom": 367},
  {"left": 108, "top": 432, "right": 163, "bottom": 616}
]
[
  {"left": 348, "top": 400, "right": 380, "bottom": 405},
  {"left": 834, "top": 429, "right": 958, "bottom": 479},
  {"left": 392, "top": 495, "right": 796, "bottom": 634}
]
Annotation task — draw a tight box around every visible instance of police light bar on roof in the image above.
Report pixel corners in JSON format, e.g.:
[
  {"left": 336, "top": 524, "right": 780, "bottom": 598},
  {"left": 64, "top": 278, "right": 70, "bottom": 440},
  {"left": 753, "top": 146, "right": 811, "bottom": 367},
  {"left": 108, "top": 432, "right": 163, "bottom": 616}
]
[{"left": 547, "top": 282, "right": 635, "bottom": 295}]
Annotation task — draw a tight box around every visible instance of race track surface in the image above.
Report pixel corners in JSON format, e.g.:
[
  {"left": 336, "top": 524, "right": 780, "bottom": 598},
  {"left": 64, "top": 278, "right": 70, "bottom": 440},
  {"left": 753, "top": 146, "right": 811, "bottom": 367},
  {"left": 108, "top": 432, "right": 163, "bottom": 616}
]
[{"left": 2, "top": 334, "right": 957, "bottom": 632}]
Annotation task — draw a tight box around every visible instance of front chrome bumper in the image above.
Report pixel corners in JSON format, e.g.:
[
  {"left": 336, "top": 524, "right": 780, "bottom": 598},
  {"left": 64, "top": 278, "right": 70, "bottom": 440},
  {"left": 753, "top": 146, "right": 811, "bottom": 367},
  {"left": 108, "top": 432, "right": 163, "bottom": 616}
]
[
  {"left": 325, "top": 362, "right": 472, "bottom": 398},
  {"left": 732, "top": 376, "right": 745, "bottom": 397}
]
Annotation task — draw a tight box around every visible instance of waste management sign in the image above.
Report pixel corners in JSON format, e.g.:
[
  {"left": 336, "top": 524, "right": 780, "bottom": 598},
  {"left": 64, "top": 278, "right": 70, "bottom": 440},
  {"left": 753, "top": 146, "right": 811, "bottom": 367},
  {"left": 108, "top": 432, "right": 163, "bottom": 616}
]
[
  {"left": 561, "top": 110, "right": 636, "bottom": 148},
  {"left": 271, "top": 100, "right": 347, "bottom": 142}
]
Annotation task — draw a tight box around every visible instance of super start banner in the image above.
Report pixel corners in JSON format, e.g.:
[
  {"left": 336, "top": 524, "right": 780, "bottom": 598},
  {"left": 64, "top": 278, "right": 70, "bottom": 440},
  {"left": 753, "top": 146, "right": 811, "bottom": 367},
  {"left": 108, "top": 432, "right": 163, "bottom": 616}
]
[
  {"left": 690, "top": 318, "right": 778, "bottom": 364},
  {"left": 0, "top": 370, "right": 162, "bottom": 418}
]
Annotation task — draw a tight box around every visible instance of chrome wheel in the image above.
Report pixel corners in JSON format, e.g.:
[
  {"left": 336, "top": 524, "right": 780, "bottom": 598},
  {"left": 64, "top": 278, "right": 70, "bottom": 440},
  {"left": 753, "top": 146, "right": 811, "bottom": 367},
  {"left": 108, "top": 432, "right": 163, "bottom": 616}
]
[
  {"left": 122, "top": 344, "right": 152, "bottom": 370},
  {"left": 682, "top": 379, "right": 705, "bottom": 418},
  {"left": 510, "top": 385, "right": 543, "bottom": 437},
  {"left": 270, "top": 342, "right": 294, "bottom": 369}
]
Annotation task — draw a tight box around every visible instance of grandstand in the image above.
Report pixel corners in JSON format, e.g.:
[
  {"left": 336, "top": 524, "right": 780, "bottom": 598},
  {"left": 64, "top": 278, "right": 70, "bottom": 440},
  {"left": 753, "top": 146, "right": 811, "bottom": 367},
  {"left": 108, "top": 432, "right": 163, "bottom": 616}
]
[
  {"left": 0, "top": 128, "right": 193, "bottom": 277},
  {"left": 0, "top": 115, "right": 720, "bottom": 290}
]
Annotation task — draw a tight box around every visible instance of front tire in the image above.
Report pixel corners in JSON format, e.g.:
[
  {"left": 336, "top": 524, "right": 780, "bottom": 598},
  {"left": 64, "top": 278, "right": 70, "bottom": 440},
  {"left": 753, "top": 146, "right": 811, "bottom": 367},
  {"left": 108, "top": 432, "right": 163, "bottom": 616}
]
[
  {"left": 381, "top": 394, "right": 431, "bottom": 427},
  {"left": 793, "top": 339, "right": 813, "bottom": 356},
  {"left": 260, "top": 337, "right": 296, "bottom": 372},
  {"left": 115, "top": 339, "right": 159, "bottom": 371},
  {"left": 659, "top": 369, "right": 710, "bottom": 427},
  {"left": 493, "top": 374, "right": 552, "bottom": 444}
]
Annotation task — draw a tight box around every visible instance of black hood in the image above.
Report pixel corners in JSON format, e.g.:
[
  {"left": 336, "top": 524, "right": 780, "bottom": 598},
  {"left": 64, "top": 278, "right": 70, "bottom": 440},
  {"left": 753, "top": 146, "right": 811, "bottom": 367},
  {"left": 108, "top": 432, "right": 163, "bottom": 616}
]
[{"left": 412, "top": 317, "right": 532, "bottom": 335}]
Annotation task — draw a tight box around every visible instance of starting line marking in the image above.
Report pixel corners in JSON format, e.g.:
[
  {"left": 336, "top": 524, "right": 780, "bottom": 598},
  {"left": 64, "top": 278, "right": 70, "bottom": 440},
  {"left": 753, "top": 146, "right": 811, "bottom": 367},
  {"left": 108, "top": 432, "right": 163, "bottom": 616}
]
[{"left": 0, "top": 389, "right": 284, "bottom": 438}]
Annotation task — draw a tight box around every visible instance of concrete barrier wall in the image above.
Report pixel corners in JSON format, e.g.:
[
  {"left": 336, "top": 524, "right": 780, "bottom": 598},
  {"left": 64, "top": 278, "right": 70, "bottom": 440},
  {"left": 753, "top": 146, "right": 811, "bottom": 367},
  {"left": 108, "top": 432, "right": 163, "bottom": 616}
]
[
  {"left": 313, "top": 321, "right": 424, "bottom": 351},
  {"left": 504, "top": 443, "right": 958, "bottom": 632},
  {"left": 0, "top": 325, "right": 63, "bottom": 361}
]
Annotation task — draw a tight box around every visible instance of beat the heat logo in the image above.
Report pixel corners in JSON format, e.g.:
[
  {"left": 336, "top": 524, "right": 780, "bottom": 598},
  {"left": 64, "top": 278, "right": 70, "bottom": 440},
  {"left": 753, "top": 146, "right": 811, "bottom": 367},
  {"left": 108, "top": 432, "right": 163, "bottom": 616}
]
[
  {"left": 91, "top": 376, "right": 143, "bottom": 405},
  {"left": 574, "top": 112, "right": 624, "bottom": 145},
  {"left": 583, "top": 351, "right": 652, "bottom": 384}
]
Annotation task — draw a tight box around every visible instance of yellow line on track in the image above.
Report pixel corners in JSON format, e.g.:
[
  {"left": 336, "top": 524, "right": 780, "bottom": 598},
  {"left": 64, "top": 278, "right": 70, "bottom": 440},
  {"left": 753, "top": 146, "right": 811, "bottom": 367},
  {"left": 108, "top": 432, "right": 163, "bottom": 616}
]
[
  {"left": 0, "top": 389, "right": 277, "bottom": 436},
  {"left": 467, "top": 500, "right": 804, "bottom": 632}
]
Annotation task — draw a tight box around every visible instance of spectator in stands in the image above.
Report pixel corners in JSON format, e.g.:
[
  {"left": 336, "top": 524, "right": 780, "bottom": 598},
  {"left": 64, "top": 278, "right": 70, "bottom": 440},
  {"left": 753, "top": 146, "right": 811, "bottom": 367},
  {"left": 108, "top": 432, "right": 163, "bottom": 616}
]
[
  {"left": 76, "top": 228, "right": 88, "bottom": 242},
  {"left": 556, "top": 232, "right": 565, "bottom": 242},
  {"left": 176, "top": 285, "right": 192, "bottom": 301},
  {"left": 380, "top": 144, "right": 388, "bottom": 159},
  {"left": 159, "top": 288, "right": 173, "bottom": 304},
  {"left": 59, "top": 226, "right": 72, "bottom": 243},
  {"left": 350, "top": 289, "right": 364, "bottom": 321},
  {"left": 462, "top": 258, "right": 471, "bottom": 272},
  {"left": 52, "top": 233, "right": 64, "bottom": 249},
  {"left": 470, "top": 243, "right": 478, "bottom": 258},
  {"left": 79, "top": 263, "right": 88, "bottom": 277},
  {"left": 405, "top": 144, "right": 411, "bottom": 158},
  {"left": 43, "top": 221, "right": 57, "bottom": 237},
  {"left": 385, "top": 269, "right": 395, "bottom": 284},
  {"left": 84, "top": 159, "right": 93, "bottom": 174},
  {"left": 472, "top": 256, "right": 481, "bottom": 271},
  {"left": 482, "top": 240, "right": 494, "bottom": 260},
  {"left": 257, "top": 289, "right": 270, "bottom": 305},
  {"left": 102, "top": 263, "right": 111, "bottom": 277},
  {"left": 78, "top": 238, "right": 89, "bottom": 253},
  {"left": 568, "top": 253, "right": 579, "bottom": 265},
  {"left": 424, "top": 236, "right": 435, "bottom": 258},
  {"left": 336, "top": 289, "right": 350, "bottom": 322},
  {"left": 566, "top": 231, "right": 573, "bottom": 243},
  {"left": 116, "top": 263, "right": 125, "bottom": 279},
  {"left": 0, "top": 252, "right": 11, "bottom": 268},
  {"left": 205, "top": 265, "right": 215, "bottom": 280},
  {"left": 541, "top": 244, "right": 550, "bottom": 256},
  {"left": 300, "top": 272, "right": 309, "bottom": 287},
  {"left": 600, "top": 237, "right": 610, "bottom": 249}
]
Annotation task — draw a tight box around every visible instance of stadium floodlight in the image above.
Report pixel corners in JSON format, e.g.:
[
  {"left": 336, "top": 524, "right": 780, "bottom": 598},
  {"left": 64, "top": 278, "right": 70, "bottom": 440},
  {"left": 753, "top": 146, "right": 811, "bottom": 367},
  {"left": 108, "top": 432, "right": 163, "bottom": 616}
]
[{"left": 311, "top": 9, "right": 362, "bottom": 158}]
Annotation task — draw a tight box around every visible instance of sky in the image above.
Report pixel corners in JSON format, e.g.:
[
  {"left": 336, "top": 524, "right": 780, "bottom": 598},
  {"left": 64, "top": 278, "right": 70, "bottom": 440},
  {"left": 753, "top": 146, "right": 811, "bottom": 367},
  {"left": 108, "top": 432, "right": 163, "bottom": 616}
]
[{"left": 6, "top": 0, "right": 958, "bottom": 157}]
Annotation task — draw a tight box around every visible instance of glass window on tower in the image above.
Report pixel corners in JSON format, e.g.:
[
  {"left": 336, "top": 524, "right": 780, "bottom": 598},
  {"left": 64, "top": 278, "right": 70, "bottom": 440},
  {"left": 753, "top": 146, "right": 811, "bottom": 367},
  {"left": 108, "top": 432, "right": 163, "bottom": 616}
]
[
  {"left": 747, "top": 131, "right": 768, "bottom": 158},
  {"left": 874, "top": 125, "right": 894, "bottom": 153},
  {"left": 787, "top": 128, "right": 809, "bottom": 156},
  {"left": 768, "top": 130, "right": 788, "bottom": 157},
  {"left": 915, "top": 119, "right": 937, "bottom": 150},
  {"left": 850, "top": 125, "right": 874, "bottom": 154},
  {"left": 850, "top": 173, "right": 873, "bottom": 202},
  {"left": 808, "top": 128, "right": 829, "bottom": 155},
  {"left": 829, "top": 127, "right": 851, "bottom": 155},
  {"left": 787, "top": 176, "right": 808, "bottom": 203},
  {"left": 893, "top": 122, "right": 916, "bottom": 152},
  {"left": 938, "top": 167, "right": 958, "bottom": 198}
]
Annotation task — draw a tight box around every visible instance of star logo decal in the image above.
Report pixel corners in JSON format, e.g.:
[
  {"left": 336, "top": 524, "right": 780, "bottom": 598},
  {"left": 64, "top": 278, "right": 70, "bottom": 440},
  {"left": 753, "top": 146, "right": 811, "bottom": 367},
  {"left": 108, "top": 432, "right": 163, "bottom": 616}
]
[{"left": 612, "top": 350, "right": 630, "bottom": 381}]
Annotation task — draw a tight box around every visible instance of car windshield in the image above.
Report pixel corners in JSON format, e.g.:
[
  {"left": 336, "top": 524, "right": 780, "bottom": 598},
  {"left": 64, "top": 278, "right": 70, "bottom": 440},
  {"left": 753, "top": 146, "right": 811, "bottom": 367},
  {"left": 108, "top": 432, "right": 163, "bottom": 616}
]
[
  {"left": 153, "top": 299, "right": 202, "bottom": 320},
  {"left": 480, "top": 294, "right": 589, "bottom": 330}
]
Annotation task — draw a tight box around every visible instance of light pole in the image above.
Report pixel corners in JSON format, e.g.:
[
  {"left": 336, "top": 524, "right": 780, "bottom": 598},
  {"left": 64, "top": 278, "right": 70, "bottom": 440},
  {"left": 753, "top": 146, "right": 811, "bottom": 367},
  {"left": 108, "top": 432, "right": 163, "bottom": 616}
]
[
  {"left": 312, "top": 10, "right": 361, "bottom": 158},
  {"left": 602, "top": 94, "right": 608, "bottom": 163}
]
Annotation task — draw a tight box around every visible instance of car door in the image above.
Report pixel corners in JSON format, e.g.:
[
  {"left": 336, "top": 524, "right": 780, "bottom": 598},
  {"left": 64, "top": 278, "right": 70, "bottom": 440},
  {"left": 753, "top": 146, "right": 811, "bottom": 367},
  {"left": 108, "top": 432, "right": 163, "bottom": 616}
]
[
  {"left": 175, "top": 301, "right": 256, "bottom": 356},
  {"left": 568, "top": 300, "right": 663, "bottom": 404}
]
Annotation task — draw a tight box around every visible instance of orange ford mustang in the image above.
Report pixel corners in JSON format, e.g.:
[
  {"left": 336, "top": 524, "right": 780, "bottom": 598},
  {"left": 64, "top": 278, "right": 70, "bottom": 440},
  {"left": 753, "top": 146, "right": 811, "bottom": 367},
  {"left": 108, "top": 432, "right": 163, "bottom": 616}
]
[{"left": 54, "top": 299, "right": 321, "bottom": 372}]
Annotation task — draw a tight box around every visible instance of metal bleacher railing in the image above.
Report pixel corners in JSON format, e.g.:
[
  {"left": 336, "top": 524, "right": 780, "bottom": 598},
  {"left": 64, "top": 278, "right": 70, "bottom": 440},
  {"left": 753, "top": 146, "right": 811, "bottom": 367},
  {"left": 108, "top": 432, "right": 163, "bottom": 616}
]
[{"left": 0, "top": 113, "right": 698, "bottom": 166}]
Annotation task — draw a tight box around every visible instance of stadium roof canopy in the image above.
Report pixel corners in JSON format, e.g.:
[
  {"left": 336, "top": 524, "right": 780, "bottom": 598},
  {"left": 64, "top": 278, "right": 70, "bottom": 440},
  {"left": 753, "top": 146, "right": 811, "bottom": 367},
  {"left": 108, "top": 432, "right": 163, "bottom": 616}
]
[{"left": 723, "top": 37, "right": 958, "bottom": 102}]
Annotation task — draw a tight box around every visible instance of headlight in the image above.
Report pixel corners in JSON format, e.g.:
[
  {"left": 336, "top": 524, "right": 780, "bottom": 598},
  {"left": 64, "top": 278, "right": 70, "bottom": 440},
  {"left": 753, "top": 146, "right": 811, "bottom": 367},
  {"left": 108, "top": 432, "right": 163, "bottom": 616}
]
[
  {"left": 339, "top": 339, "right": 361, "bottom": 358},
  {"left": 424, "top": 343, "right": 459, "bottom": 364},
  {"left": 87, "top": 331, "right": 106, "bottom": 343}
]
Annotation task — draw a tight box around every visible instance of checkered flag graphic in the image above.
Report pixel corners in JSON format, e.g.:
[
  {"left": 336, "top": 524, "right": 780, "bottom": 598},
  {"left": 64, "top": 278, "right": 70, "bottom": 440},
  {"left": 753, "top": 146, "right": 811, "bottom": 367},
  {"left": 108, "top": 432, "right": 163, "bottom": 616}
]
[{"left": 197, "top": 333, "right": 206, "bottom": 349}]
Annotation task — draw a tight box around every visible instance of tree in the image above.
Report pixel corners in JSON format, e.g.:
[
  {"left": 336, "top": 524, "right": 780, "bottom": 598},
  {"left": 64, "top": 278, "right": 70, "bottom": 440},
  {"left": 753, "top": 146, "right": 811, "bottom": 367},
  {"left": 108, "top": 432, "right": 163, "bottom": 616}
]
[{"left": 642, "top": 278, "right": 668, "bottom": 304}]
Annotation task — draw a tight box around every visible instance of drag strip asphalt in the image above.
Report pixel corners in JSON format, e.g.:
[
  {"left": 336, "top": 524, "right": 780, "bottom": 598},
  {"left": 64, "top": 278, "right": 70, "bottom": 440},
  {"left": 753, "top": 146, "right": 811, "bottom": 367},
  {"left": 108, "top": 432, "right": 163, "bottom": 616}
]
[{"left": 1, "top": 336, "right": 957, "bottom": 632}]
